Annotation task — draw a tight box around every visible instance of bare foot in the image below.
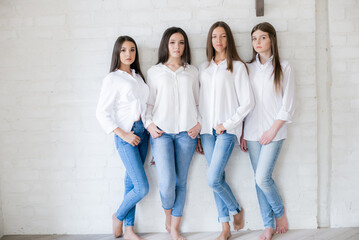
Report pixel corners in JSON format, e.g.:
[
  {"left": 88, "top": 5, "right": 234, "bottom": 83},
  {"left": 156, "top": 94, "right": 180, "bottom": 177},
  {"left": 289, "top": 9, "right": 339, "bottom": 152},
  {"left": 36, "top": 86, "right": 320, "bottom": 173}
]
[
  {"left": 233, "top": 209, "right": 244, "bottom": 231},
  {"left": 170, "top": 228, "right": 186, "bottom": 240},
  {"left": 164, "top": 209, "right": 172, "bottom": 233},
  {"left": 275, "top": 213, "right": 288, "bottom": 234},
  {"left": 124, "top": 226, "right": 144, "bottom": 240},
  {"left": 112, "top": 214, "right": 123, "bottom": 238},
  {"left": 216, "top": 230, "right": 232, "bottom": 240},
  {"left": 259, "top": 228, "right": 275, "bottom": 240}
]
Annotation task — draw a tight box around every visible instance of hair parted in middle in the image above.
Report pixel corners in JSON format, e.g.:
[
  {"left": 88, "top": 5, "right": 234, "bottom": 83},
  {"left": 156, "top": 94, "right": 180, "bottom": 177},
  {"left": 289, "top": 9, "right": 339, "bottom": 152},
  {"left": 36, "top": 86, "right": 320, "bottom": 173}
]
[
  {"left": 157, "top": 27, "right": 191, "bottom": 66},
  {"left": 206, "top": 21, "right": 247, "bottom": 73},
  {"left": 109, "top": 35, "right": 145, "bottom": 81},
  {"left": 250, "top": 22, "right": 283, "bottom": 93}
]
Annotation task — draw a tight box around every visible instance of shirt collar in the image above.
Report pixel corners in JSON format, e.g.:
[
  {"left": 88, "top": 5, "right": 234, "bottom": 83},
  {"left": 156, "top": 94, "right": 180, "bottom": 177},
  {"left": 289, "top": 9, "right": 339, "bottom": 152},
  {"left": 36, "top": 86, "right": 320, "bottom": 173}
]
[
  {"left": 256, "top": 54, "right": 273, "bottom": 70},
  {"left": 116, "top": 68, "right": 136, "bottom": 77},
  {"left": 159, "top": 63, "right": 185, "bottom": 73},
  {"left": 210, "top": 58, "right": 227, "bottom": 67}
]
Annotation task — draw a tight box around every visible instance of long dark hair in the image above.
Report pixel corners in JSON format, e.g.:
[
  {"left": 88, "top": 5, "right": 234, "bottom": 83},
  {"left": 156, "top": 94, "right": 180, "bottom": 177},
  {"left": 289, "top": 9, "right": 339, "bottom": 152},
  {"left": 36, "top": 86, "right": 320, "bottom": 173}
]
[
  {"left": 109, "top": 35, "right": 145, "bottom": 81},
  {"left": 157, "top": 27, "right": 191, "bottom": 66},
  {"left": 250, "top": 22, "right": 282, "bottom": 92},
  {"left": 206, "top": 21, "right": 247, "bottom": 73}
]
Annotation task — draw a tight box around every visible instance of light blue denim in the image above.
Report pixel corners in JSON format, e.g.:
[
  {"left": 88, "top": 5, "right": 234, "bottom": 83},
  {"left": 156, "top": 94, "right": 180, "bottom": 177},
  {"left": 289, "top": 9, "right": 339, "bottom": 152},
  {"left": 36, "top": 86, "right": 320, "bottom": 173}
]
[
  {"left": 114, "top": 120, "right": 149, "bottom": 227},
  {"left": 150, "top": 131, "right": 197, "bottom": 217},
  {"left": 201, "top": 129, "right": 241, "bottom": 223},
  {"left": 246, "top": 140, "right": 285, "bottom": 229}
]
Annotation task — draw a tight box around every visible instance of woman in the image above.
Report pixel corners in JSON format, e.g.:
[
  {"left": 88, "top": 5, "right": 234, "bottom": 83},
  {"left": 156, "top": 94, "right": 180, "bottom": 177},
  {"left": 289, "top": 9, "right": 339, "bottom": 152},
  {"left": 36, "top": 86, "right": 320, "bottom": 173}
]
[
  {"left": 197, "top": 21, "right": 254, "bottom": 240},
  {"left": 145, "top": 27, "right": 200, "bottom": 240},
  {"left": 96, "top": 36, "right": 149, "bottom": 240},
  {"left": 240, "top": 22, "right": 295, "bottom": 240}
]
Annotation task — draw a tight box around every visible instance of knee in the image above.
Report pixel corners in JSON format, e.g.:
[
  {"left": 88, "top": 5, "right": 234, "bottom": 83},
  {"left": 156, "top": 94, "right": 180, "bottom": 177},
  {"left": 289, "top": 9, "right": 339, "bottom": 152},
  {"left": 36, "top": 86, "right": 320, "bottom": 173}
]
[
  {"left": 134, "top": 180, "right": 149, "bottom": 199},
  {"left": 159, "top": 181, "right": 175, "bottom": 196},
  {"left": 255, "top": 174, "right": 272, "bottom": 190},
  {"left": 207, "top": 175, "right": 220, "bottom": 190}
]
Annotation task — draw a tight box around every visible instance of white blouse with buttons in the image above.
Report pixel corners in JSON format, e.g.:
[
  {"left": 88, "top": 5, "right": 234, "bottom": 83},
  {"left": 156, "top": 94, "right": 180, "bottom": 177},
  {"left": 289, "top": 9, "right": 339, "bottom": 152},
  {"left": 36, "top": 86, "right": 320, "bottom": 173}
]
[
  {"left": 145, "top": 63, "right": 200, "bottom": 134},
  {"left": 96, "top": 69, "right": 149, "bottom": 134},
  {"left": 243, "top": 55, "right": 296, "bottom": 141},
  {"left": 199, "top": 59, "right": 254, "bottom": 141}
]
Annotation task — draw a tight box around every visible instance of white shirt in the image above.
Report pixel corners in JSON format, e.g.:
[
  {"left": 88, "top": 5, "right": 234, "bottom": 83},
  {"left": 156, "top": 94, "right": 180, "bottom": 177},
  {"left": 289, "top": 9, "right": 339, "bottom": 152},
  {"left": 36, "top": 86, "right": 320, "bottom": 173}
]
[
  {"left": 244, "top": 55, "right": 295, "bottom": 141},
  {"left": 145, "top": 63, "right": 200, "bottom": 134},
  {"left": 199, "top": 59, "right": 254, "bottom": 141},
  {"left": 96, "top": 69, "right": 149, "bottom": 134}
]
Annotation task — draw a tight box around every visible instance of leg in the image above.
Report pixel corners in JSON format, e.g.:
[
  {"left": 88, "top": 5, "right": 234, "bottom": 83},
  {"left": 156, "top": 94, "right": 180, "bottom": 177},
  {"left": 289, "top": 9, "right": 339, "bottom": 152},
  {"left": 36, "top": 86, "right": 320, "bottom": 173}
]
[
  {"left": 247, "top": 141, "right": 275, "bottom": 230},
  {"left": 123, "top": 128, "right": 150, "bottom": 227},
  {"left": 255, "top": 140, "right": 286, "bottom": 233},
  {"left": 169, "top": 132, "right": 197, "bottom": 240},
  {"left": 207, "top": 133, "right": 243, "bottom": 226},
  {"left": 150, "top": 133, "right": 176, "bottom": 232},
  {"left": 113, "top": 135, "right": 149, "bottom": 237},
  {"left": 216, "top": 222, "right": 232, "bottom": 240},
  {"left": 201, "top": 134, "right": 230, "bottom": 223}
]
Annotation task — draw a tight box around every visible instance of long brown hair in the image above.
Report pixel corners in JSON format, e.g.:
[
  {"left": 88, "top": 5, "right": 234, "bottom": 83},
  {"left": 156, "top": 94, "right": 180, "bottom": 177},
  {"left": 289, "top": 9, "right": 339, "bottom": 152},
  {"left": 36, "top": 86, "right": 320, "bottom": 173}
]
[
  {"left": 109, "top": 36, "right": 145, "bottom": 81},
  {"left": 157, "top": 27, "right": 191, "bottom": 66},
  {"left": 206, "top": 21, "right": 247, "bottom": 73},
  {"left": 250, "top": 22, "right": 282, "bottom": 92}
]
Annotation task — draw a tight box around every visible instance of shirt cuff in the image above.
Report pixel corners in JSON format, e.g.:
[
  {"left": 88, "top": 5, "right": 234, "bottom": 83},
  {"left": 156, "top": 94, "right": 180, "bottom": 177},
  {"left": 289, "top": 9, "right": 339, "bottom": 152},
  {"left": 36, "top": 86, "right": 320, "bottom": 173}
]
[
  {"left": 223, "top": 121, "right": 234, "bottom": 131},
  {"left": 276, "top": 110, "right": 292, "bottom": 123}
]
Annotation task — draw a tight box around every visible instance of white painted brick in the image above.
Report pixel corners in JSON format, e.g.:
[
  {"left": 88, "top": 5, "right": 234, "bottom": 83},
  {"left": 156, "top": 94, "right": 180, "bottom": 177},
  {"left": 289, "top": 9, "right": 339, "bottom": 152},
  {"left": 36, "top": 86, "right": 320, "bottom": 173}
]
[
  {"left": 35, "top": 15, "right": 66, "bottom": 27},
  {"left": 330, "top": 20, "right": 356, "bottom": 33},
  {"left": 0, "top": 0, "right": 331, "bottom": 234}
]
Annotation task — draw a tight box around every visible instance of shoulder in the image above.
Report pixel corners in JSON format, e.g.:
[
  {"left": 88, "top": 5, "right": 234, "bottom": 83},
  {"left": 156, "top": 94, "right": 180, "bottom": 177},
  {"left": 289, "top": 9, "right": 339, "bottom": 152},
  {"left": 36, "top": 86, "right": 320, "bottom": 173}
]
[
  {"left": 147, "top": 64, "right": 163, "bottom": 76},
  {"left": 233, "top": 60, "right": 248, "bottom": 72},
  {"left": 280, "top": 60, "right": 292, "bottom": 71},
  {"left": 184, "top": 64, "right": 198, "bottom": 74},
  {"left": 198, "top": 61, "right": 210, "bottom": 72},
  {"left": 103, "top": 71, "right": 119, "bottom": 84}
]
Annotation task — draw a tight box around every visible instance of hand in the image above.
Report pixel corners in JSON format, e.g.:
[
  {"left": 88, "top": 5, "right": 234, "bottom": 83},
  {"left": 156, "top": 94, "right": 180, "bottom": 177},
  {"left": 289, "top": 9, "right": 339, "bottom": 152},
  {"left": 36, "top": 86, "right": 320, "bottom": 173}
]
[
  {"left": 259, "top": 128, "right": 277, "bottom": 145},
  {"left": 147, "top": 123, "right": 164, "bottom": 139},
  {"left": 188, "top": 122, "right": 201, "bottom": 139},
  {"left": 196, "top": 138, "right": 204, "bottom": 155},
  {"left": 120, "top": 131, "right": 141, "bottom": 147},
  {"left": 215, "top": 124, "right": 226, "bottom": 135},
  {"left": 240, "top": 135, "right": 248, "bottom": 152}
]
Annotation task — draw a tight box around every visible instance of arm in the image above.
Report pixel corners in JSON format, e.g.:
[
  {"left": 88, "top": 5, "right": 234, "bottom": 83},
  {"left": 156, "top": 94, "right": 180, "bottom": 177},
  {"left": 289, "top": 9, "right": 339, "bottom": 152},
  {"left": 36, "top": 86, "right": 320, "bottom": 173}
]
[
  {"left": 260, "top": 63, "right": 295, "bottom": 144},
  {"left": 188, "top": 68, "right": 201, "bottom": 139},
  {"left": 219, "top": 64, "right": 254, "bottom": 133},
  {"left": 96, "top": 76, "right": 119, "bottom": 134},
  {"left": 145, "top": 68, "right": 164, "bottom": 138}
]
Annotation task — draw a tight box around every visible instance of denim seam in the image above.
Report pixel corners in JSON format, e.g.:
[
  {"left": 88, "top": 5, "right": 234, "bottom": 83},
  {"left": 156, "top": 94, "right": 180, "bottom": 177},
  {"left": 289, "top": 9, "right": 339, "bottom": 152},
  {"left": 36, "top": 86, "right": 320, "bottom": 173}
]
[
  {"left": 216, "top": 136, "right": 240, "bottom": 213},
  {"left": 116, "top": 143, "right": 141, "bottom": 222}
]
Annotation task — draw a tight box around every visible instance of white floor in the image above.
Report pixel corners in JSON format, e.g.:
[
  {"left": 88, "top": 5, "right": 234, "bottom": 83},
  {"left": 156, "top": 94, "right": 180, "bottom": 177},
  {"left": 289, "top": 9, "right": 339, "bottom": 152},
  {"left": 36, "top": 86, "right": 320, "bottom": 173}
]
[{"left": 1, "top": 228, "right": 359, "bottom": 240}]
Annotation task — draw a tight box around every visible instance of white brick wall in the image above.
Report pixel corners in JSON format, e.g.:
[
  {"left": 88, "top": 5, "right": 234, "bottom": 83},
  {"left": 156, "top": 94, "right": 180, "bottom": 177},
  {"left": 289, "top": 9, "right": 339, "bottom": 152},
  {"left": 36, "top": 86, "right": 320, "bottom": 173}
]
[
  {"left": 0, "top": 190, "right": 3, "bottom": 238},
  {"left": 328, "top": 0, "right": 359, "bottom": 228},
  {"left": 0, "top": 0, "right": 355, "bottom": 235}
]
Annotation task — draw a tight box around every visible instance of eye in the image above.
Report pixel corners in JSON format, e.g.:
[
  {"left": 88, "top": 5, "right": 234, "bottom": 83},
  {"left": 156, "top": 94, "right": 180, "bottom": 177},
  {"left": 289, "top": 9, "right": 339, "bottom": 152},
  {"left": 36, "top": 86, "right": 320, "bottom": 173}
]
[
  {"left": 252, "top": 37, "right": 256, "bottom": 41},
  {"left": 120, "top": 49, "right": 126, "bottom": 52},
  {"left": 180, "top": 41, "right": 185, "bottom": 45},
  {"left": 130, "top": 48, "right": 136, "bottom": 52},
  {"left": 169, "top": 41, "right": 175, "bottom": 44}
]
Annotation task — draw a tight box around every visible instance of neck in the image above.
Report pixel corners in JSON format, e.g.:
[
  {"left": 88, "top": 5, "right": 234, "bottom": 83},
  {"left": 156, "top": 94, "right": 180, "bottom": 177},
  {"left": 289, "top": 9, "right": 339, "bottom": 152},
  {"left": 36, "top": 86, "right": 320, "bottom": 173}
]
[
  {"left": 214, "top": 51, "right": 226, "bottom": 62},
  {"left": 166, "top": 57, "right": 182, "bottom": 66},
  {"left": 258, "top": 52, "right": 272, "bottom": 65},
  {"left": 119, "top": 65, "right": 131, "bottom": 74}
]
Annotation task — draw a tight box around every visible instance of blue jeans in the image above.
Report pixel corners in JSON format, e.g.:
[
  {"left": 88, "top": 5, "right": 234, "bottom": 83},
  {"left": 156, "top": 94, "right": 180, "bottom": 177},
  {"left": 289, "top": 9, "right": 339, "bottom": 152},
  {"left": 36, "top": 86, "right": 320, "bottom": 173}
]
[
  {"left": 201, "top": 129, "right": 241, "bottom": 223},
  {"left": 114, "top": 120, "right": 149, "bottom": 226},
  {"left": 150, "top": 131, "right": 197, "bottom": 217},
  {"left": 246, "top": 140, "right": 285, "bottom": 229}
]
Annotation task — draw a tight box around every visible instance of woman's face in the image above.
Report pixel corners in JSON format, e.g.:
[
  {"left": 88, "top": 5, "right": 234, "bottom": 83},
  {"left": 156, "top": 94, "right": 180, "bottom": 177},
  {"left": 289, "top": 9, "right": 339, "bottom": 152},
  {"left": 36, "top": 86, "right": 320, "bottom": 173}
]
[
  {"left": 120, "top": 41, "right": 136, "bottom": 66},
  {"left": 252, "top": 30, "right": 272, "bottom": 55},
  {"left": 168, "top": 33, "right": 185, "bottom": 59},
  {"left": 212, "top": 27, "right": 227, "bottom": 54}
]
